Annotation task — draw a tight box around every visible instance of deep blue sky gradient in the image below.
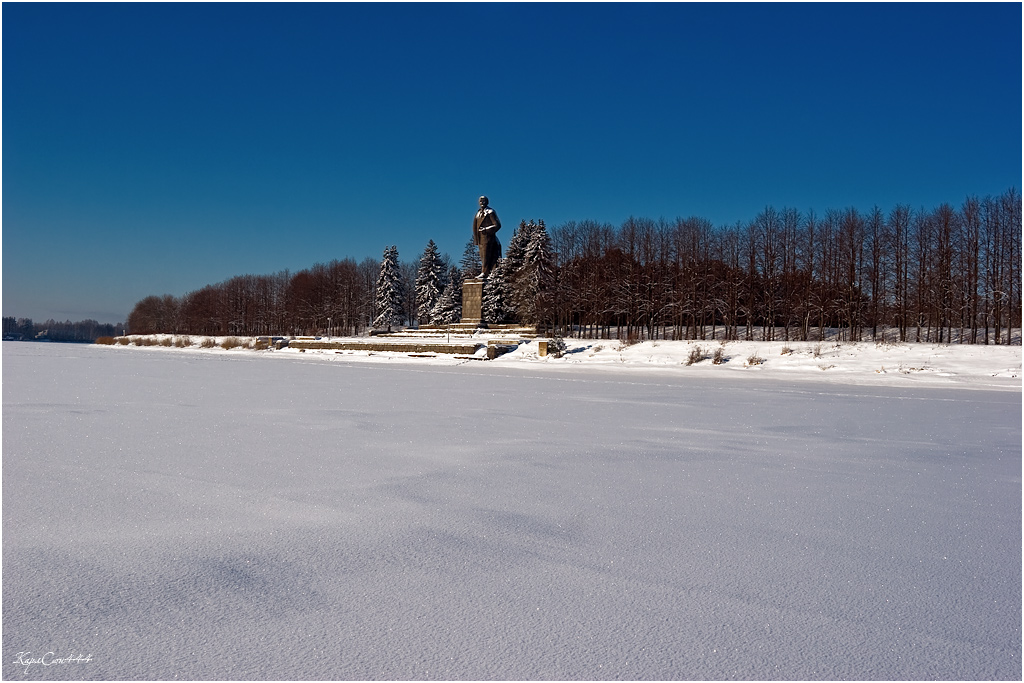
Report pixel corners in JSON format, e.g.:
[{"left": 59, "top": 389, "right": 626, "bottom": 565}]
[{"left": 3, "top": 2, "right": 1020, "bottom": 323}]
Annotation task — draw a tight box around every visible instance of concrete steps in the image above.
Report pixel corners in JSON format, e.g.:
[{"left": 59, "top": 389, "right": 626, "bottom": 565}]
[
  {"left": 282, "top": 323, "right": 542, "bottom": 359},
  {"left": 285, "top": 337, "right": 522, "bottom": 359},
  {"left": 378, "top": 324, "right": 539, "bottom": 338}
]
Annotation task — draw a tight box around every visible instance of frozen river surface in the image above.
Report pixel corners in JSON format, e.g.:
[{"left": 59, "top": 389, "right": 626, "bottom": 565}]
[{"left": 2, "top": 343, "right": 1021, "bottom": 680}]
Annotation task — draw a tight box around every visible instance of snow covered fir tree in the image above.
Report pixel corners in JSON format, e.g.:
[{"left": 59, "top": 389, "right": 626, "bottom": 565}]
[
  {"left": 373, "top": 245, "right": 405, "bottom": 332},
  {"left": 502, "top": 220, "right": 533, "bottom": 279},
  {"left": 482, "top": 259, "right": 514, "bottom": 324},
  {"left": 430, "top": 266, "right": 463, "bottom": 324},
  {"left": 493, "top": 219, "right": 554, "bottom": 326},
  {"left": 515, "top": 219, "right": 554, "bottom": 325},
  {"left": 414, "top": 240, "right": 447, "bottom": 326}
]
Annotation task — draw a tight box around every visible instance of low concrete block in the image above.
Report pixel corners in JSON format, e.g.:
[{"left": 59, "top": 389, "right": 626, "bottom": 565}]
[{"left": 287, "top": 340, "right": 484, "bottom": 355}]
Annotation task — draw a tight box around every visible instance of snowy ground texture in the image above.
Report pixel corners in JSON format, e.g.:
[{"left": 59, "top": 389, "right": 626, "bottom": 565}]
[{"left": 2, "top": 340, "right": 1021, "bottom": 680}]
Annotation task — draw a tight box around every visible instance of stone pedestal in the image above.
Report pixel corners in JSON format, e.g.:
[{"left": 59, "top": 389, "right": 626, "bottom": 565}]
[{"left": 461, "top": 280, "right": 484, "bottom": 326}]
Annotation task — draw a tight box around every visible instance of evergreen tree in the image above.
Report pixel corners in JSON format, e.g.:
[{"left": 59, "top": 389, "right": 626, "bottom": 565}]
[
  {"left": 513, "top": 219, "right": 554, "bottom": 325},
  {"left": 431, "top": 266, "right": 464, "bottom": 324},
  {"left": 503, "top": 220, "right": 536, "bottom": 279},
  {"left": 415, "top": 240, "right": 446, "bottom": 326},
  {"left": 525, "top": 219, "right": 554, "bottom": 288},
  {"left": 460, "top": 239, "right": 482, "bottom": 279},
  {"left": 373, "top": 245, "right": 405, "bottom": 331},
  {"left": 483, "top": 259, "right": 515, "bottom": 324},
  {"left": 17, "top": 317, "right": 35, "bottom": 340}
]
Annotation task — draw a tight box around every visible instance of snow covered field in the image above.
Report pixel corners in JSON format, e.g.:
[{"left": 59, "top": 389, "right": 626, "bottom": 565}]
[{"left": 2, "top": 341, "right": 1021, "bottom": 680}]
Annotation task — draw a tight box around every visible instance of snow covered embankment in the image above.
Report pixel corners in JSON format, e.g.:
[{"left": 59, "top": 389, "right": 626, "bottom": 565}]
[
  {"left": 499, "top": 338, "right": 1022, "bottom": 390},
  {"left": 100, "top": 335, "right": 1022, "bottom": 391}
]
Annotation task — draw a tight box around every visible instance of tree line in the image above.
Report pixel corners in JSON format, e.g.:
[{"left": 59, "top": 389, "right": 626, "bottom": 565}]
[
  {"left": 3, "top": 317, "right": 122, "bottom": 342},
  {"left": 127, "top": 189, "right": 1021, "bottom": 344},
  {"left": 547, "top": 190, "right": 1021, "bottom": 344}
]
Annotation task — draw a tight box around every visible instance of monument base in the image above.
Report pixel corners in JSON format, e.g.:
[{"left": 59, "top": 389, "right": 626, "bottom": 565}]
[{"left": 461, "top": 279, "right": 486, "bottom": 327}]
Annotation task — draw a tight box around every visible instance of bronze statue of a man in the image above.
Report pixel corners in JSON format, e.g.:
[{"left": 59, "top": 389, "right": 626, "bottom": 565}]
[{"left": 472, "top": 195, "right": 502, "bottom": 279}]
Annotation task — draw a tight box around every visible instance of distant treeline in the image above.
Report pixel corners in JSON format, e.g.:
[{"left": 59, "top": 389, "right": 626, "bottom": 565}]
[
  {"left": 3, "top": 317, "right": 122, "bottom": 342},
  {"left": 127, "top": 189, "right": 1021, "bottom": 344}
]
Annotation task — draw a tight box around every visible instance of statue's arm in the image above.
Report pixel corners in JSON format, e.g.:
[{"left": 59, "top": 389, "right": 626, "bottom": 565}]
[
  {"left": 473, "top": 209, "right": 500, "bottom": 238},
  {"left": 479, "top": 211, "right": 500, "bottom": 234}
]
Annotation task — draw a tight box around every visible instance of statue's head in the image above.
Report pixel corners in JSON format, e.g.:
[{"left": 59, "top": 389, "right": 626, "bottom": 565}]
[{"left": 479, "top": 195, "right": 489, "bottom": 208}]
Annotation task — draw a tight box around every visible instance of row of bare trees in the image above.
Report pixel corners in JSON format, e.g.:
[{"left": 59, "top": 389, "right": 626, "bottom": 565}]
[
  {"left": 127, "top": 258, "right": 381, "bottom": 337},
  {"left": 127, "top": 190, "right": 1020, "bottom": 344},
  {"left": 549, "top": 190, "right": 1020, "bottom": 343}
]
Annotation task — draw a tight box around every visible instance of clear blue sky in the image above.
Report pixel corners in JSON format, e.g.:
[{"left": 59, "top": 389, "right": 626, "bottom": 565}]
[{"left": 3, "top": 2, "right": 1020, "bottom": 324}]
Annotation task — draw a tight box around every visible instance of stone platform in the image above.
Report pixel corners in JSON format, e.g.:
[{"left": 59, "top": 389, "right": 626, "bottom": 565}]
[
  {"left": 286, "top": 337, "right": 522, "bottom": 359},
  {"left": 305, "top": 276, "right": 541, "bottom": 359},
  {"left": 379, "top": 323, "right": 538, "bottom": 339}
]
